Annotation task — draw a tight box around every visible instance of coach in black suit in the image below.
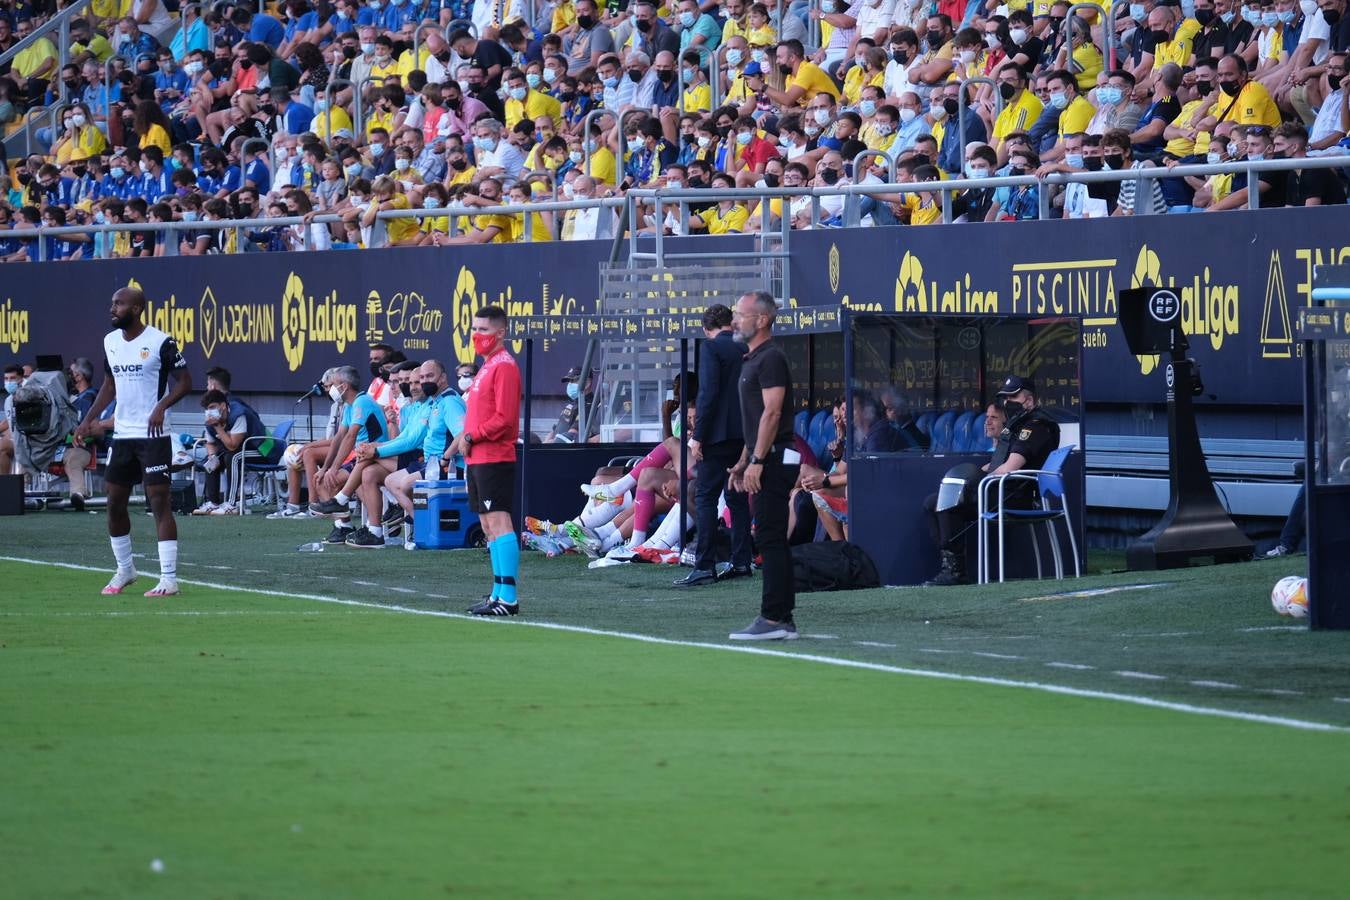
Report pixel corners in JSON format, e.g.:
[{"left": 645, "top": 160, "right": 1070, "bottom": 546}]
[{"left": 674, "top": 303, "right": 753, "bottom": 588}]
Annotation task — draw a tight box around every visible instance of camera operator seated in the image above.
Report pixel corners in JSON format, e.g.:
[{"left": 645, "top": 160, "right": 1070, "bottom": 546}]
[
  {"left": 2, "top": 364, "right": 23, "bottom": 476},
  {"left": 546, "top": 366, "right": 600, "bottom": 444},
  {"left": 193, "top": 388, "right": 267, "bottom": 516},
  {"left": 64, "top": 357, "right": 115, "bottom": 510},
  {"left": 923, "top": 376, "right": 1059, "bottom": 586}
]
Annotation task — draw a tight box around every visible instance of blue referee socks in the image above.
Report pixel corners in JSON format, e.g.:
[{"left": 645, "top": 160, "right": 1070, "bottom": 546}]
[{"left": 491, "top": 533, "right": 520, "bottom": 605}]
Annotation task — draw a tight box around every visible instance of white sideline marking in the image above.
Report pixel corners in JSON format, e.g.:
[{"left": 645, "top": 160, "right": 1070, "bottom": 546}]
[
  {"left": 1239, "top": 625, "right": 1306, "bottom": 633},
  {"left": 1, "top": 555, "right": 1344, "bottom": 734},
  {"left": 1258, "top": 688, "right": 1304, "bottom": 697},
  {"left": 1115, "top": 671, "right": 1168, "bottom": 681},
  {"left": 1335, "top": 698, "right": 1350, "bottom": 705},
  {"left": 1046, "top": 662, "right": 1095, "bottom": 670},
  {"left": 1191, "top": 680, "right": 1240, "bottom": 690},
  {"left": 854, "top": 641, "right": 897, "bottom": 649},
  {"left": 385, "top": 587, "right": 419, "bottom": 595},
  {"left": 971, "top": 651, "right": 1025, "bottom": 660},
  {"left": 915, "top": 648, "right": 960, "bottom": 654},
  {"left": 1020, "top": 583, "right": 1170, "bottom": 603}
]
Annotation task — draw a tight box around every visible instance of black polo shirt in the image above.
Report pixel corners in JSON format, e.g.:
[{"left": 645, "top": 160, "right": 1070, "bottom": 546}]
[
  {"left": 739, "top": 338, "right": 795, "bottom": 452},
  {"left": 989, "top": 407, "right": 1060, "bottom": 472}
]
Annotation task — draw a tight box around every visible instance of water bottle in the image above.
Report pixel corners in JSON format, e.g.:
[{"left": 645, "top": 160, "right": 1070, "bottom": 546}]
[
  {"left": 297, "top": 542, "right": 325, "bottom": 552},
  {"left": 425, "top": 457, "right": 442, "bottom": 481}
]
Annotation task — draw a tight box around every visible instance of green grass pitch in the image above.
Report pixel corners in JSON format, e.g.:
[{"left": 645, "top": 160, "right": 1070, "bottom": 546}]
[{"left": 3, "top": 513, "right": 1350, "bottom": 898}]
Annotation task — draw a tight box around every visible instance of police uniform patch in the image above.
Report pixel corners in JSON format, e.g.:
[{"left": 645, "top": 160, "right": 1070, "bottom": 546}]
[{"left": 1018, "top": 428, "right": 1032, "bottom": 441}]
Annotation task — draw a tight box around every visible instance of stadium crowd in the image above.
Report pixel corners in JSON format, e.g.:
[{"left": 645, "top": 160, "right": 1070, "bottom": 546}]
[{"left": 1, "top": 0, "right": 1348, "bottom": 259}]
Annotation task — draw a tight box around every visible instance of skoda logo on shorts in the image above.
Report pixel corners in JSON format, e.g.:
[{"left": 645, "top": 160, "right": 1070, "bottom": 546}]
[
  {"left": 1148, "top": 289, "right": 1180, "bottom": 324},
  {"left": 1165, "top": 363, "right": 1175, "bottom": 388}
]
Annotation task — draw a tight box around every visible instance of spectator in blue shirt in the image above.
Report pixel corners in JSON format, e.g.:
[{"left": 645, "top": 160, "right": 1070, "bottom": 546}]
[
  {"left": 138, "top": 147, "right": 174, "bottom": 201},
  {"left": 170, "top": 3, "right": 211, "bottom": 60},
  {"left": 386, "top": 0, "right": 422, "bottom": 33},
  {"left": 97, "top": 156, "right": 135, "bottom": 200},
  {"left": 268, "top": 86, "right": 315, "bottom": 135},
  {"left": 231, "top": 6, "right": 286, "bottom": 49},
  {"left": 153, "top": 49, "right": 189, "bottom": 113},
  {"left": 114, "top": 18, "right": 161, "bottom": 65},
  {"left": 243, "top": 143, "right": 273, "bottom": 193}
]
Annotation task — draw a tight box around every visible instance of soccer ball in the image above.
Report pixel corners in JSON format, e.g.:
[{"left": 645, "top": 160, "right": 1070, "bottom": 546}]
[{"left": 1270, "top": 576, "right": 1309, "bottom": 619}]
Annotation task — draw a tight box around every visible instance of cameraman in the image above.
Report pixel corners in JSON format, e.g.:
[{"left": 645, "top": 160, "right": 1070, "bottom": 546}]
[
  {"left": 64, "top": 357, "right": 113, "bottom": 511},
  {"left": 923, "top": 376, "right": 1060, "bottom": 586},
  {"left": 1, "top": 364, "right": 21, "bottom": 476}
]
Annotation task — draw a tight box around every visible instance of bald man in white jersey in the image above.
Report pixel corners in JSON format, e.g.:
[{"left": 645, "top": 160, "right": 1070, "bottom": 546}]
[{"left": 75, "top": 287, "right": 192, "bottom": 597}]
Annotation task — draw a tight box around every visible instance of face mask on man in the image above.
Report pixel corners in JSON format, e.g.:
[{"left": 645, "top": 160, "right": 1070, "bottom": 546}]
[
  {"left": 206, "top": 407, "right": 223, "bottom": 423},
  {"left": 565, "top": 382, "right": 580, "bottom": 400},
  {"left": 328, "top": 385, "right": 344, "bottom": 402},
  {"left": 472, "top": 332, "right": 497, "bottom": 356},
  {"left": 459, "top": 376, "right": 474, "bottom": 392}
]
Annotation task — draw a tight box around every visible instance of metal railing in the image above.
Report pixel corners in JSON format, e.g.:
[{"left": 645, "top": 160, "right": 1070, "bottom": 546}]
[
  {"left": 1064, "top": 3, "right": 1097, "bottom": 75},
  {"left": 322, "top": 76, "right": 362, "bottom": 142},
  {"left": 958, "top": 76, "right": 1003, "bottom": 155},
  {"left": 5, "top": 157, "right": 1347, "bottom": 261},
  {"left": 851, "top": 148, "right": 896, "bottom": 183},
  {"left": 1108, "top": 0, "right": 1130, "bottom": 71}
]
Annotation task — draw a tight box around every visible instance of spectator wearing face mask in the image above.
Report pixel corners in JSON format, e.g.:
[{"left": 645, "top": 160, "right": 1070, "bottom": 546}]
[
  {"left": 547, "top": 366, "right": 600, "bottom": 443},
  {"left": 952, "top": 143, "right": 999, "bottom": 222},
  {"left": 1102, "top": 128, "right": 1170, "bottom": 215},
  {"left": 192, "top": 388, "right": 267, "bottom": 516},
  {"left": 1275, "top": 121, "right": 1348, "bottom": 204},
  {"left": 988, "top": 145, "right": 1041, "bottom": 221},
  {"left": 1088, "top": 69, "right": 1144, "bottom": 135},
  {"left": 993, "top": 62, "right": 1044, "bottom": 159}
]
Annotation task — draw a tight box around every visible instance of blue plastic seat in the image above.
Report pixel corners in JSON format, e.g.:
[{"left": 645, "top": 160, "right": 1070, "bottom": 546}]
[
  {"left": 232, "top": 419, "right": 295, "bottom": 514},
  {"left": 951, "top": 411, "right": 977, "bottom": 452},
  {"left": 808, "top": 410, "right": 833, "bottom": 461},
  {"left": 794, "top": 410, "right": 810, "bottom": 441},
  {"left": 966, "top": 414, "right": 989, "bottom": 452},
  {"left": 929, "top": 410, "right": 958, "bottom": 453},
  {"left": 915, "top": 411, "right": 937, "bottom": 436}
]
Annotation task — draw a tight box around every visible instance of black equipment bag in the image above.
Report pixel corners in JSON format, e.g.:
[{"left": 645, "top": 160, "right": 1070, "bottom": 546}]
[{"left": 790, "top": 541, "right": 881, "bottom": 593}]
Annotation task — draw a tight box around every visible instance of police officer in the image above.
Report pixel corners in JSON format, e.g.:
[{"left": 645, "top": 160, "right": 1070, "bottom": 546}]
[
  {"left": 925, "top": 375, "right": 1060, "bottom": 586},
  {"left": 547, "top": 366, "right": 599, "bottom": 443}
]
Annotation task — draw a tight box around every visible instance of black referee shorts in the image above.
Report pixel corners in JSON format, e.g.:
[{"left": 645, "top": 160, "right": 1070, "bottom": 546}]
[
  {"left": 466, "top": 461, "right": 515, "bottom": 515},
  {"left": 106, "top": 437, "right": 173, "bottom": 488}
]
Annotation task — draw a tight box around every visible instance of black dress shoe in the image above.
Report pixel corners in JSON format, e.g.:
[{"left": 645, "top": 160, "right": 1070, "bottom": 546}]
[
  {"left": 715, "top": 562, "right": 753, "bottom": 581},
  {"left": 672, "top": 569, "right": 717, "bottom": 587}
]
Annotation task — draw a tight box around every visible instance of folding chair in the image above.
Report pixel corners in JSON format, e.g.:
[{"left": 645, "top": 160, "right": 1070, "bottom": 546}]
[{"left": 976, "top": 445, "right": 1080, "bottom": 585}]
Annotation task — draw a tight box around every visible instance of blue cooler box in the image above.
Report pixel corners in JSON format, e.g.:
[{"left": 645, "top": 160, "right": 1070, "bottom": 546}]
[{"left": 412, "top": 479, "right": 481, "bottom": 549}]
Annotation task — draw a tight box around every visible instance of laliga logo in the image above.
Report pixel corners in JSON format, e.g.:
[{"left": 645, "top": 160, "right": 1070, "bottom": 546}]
[
  {"left": 0, "top": 300, "right": 30, "bottom": 353},
  {"left": 895, "top": 251, "right": 926, "bottom": 310},
  {"left": 450, "top": 265, "right": 478, "bottom": 364},
  {"left": 828, "top": 244, "right": 841, "bottom": 294},
  {"left": 280, "top": 273, "right": 309, "bottom": 372}
]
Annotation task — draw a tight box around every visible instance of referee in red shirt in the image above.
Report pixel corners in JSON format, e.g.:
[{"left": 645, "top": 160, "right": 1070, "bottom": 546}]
[{"left": 448, "top": 306, "right": 523, "bottom": 616}]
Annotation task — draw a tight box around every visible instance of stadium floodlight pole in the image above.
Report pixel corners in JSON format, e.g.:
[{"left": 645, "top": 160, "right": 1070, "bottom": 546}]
[{"left": 958, "top": 76, "right": 1001, "bottom": 156}]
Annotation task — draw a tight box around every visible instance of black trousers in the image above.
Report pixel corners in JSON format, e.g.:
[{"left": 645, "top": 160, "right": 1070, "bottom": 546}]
[
  {"left": 694, "top": 439, "right": 750, "bottom": 572},
  {"left": 923, "top": 488, "right": 1037, "bottom": 553},
  {"left": 204, "top": 450, "right": 235, "bottom": 504},
  {"left": 754, "top": 454, "right": 800, "bottom": 622}
]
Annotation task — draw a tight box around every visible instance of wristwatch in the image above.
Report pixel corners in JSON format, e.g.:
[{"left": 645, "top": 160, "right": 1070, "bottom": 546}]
[
  {"left": 463, "top": 433, "right": 474, "bottom": 446},
  {"left": 822, "top": 474, "right": 832, "bottom": 489},
  {"left": 748, "top": 454, "right": 763, "bottom": 465}
]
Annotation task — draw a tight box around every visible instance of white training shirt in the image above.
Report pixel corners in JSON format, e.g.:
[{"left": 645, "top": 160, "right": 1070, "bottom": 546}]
[{"left": 103, "top": 325, "right": 187, "bottom": 440}]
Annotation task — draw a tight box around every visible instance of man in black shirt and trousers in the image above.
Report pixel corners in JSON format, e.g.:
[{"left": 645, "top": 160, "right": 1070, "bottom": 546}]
[
  {"left": 676, "top": 303, "right": 753, "bottom": 587},
  {"left": 728, "top": 291, "right": 802, "bottom": 641}
]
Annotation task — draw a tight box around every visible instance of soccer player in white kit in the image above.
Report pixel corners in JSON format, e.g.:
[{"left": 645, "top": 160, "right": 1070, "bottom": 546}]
[{"left": 74, "top": 287, "right": 193, "bottom": 597}]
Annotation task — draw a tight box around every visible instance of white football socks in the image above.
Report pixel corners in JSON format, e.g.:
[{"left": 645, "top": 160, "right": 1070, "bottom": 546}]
[
  {"left": 577, "top": 491, "right": 632, "bottom": 529},
  {"left": 157, "top": 540, "right": 178, "bottom": 581},
  {"left": 646, "top": 504, "right": 693, "bottom": 550},
  {"left": 110, "top": 534, "right": 134, "bottom": 572}
]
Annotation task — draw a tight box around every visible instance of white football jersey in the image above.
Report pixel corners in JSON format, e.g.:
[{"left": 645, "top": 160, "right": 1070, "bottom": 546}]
[{"left": 103, "top": 325, "right": 187, "bottom": 440}]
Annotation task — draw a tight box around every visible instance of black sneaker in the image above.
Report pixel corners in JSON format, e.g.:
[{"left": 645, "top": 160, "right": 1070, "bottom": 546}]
[
  {"left": 381, "top": 504, "right": 404, "bottom": 527},
  {"left": 345, "top": 527, "right": 385, "bottom": 548},
  {"left": 468, "top": 597, "right": 519, "bottom": 616},
  {"left": 69, "top": 493, "right": 86, "bottom": 512},
  {"left": 310, "top": 498, "right": 349, "bottom": 517},
  {"left": 385, "top": 519, "right": 403, "bottom": 539},
  {"left": 324, "top": 524, "right": 354, "bottom": 544}
]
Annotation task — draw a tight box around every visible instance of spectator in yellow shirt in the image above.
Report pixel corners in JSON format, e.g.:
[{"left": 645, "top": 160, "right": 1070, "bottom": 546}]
[
  {"left": 745, "top": 39, "right": 841, "bottom": 108},
  {"left": 1196, "top": 53, "right": 1282, "bottom": 132},
  {"left": 504, "top": 68, "right": 563, "bottom": 130},
  {"left": 11, "top": 18, "right": 57, "bottom": 104},
  {"left": 363, "top": 176, "right": 421, "bottom": 245},
  {"left": 441, "top": 177, "right": 514, "bottom": 244},
  {"left": 689, "top": 173, "right": 749, "bottom": 233},
  {"left": 901, "top": 165, "right": 945, "bottom": 225},
  {"left": 680, "top": 50, "right": 713, "bottom": 112},
  {"left": 993, "top": 62, "right": 1045, "bottom": 154}
]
